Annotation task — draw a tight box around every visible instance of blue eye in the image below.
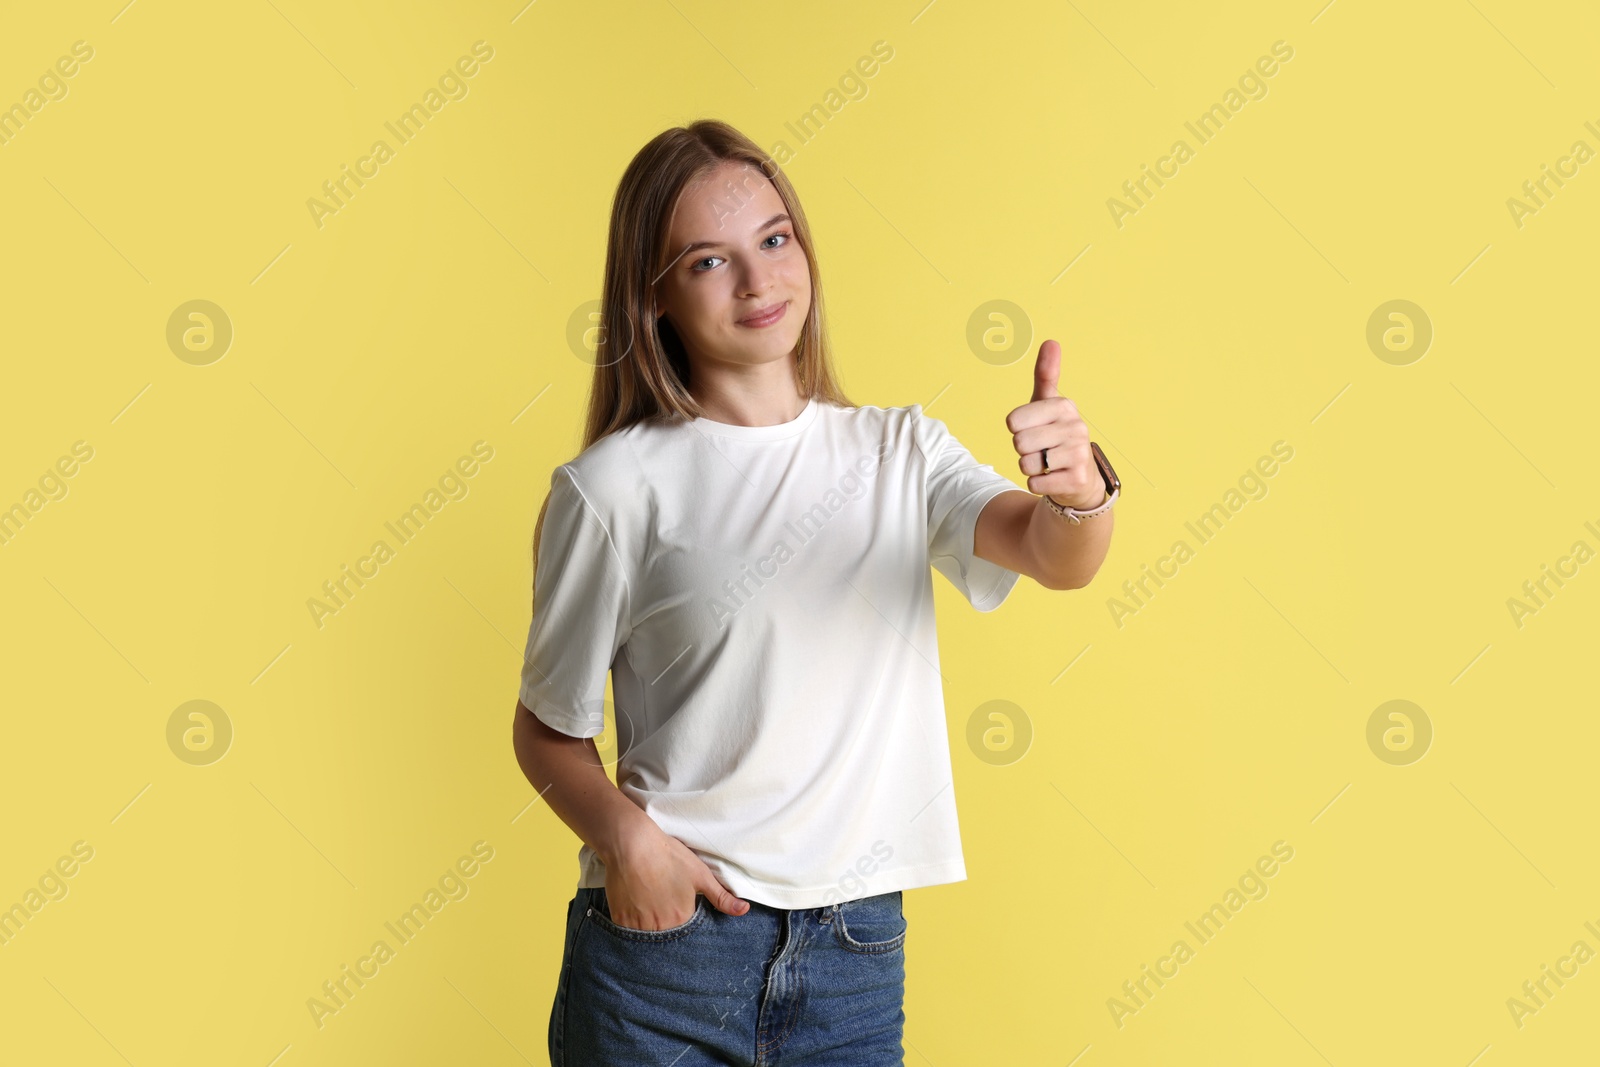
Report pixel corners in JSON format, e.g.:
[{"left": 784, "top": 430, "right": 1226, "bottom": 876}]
[{"left": 689, "top": 233, "right": 792, "bottom": 273}]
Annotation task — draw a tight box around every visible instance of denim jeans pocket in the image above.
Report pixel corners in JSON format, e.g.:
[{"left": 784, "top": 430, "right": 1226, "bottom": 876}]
[
  {"left": 834, "top": 891, "right": 906, "bottom": 955},
  {"left": 587, "top": 887, "right": 709, "bottom": 942}
]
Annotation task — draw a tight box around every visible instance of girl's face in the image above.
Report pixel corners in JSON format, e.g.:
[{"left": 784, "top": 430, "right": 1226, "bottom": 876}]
[{"left": 654, "top": 161, "right": 812, "bottom": 379}]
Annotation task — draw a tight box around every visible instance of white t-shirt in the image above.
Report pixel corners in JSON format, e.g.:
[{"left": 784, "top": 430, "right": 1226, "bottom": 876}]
[{"left": 519, "top": 396, "right": 1025, "bottom": 908}]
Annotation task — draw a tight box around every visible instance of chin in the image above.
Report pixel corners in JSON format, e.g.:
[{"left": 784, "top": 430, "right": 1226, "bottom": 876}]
[
  {"left": 771, "top": 330, "right": 806, "bottom": 357},
  {"left": 737, "top": 325, "right": 802, "bottom": 351}
]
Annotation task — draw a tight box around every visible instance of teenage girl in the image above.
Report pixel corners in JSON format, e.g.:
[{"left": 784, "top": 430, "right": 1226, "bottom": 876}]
[{"left": 513, "top": 119, "right": 1116, "bottom": 1066}]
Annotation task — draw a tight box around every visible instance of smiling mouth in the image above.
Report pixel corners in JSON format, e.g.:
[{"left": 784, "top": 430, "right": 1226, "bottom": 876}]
[{"left": 737, "top": 301, "right": 788, "bottom": 328}]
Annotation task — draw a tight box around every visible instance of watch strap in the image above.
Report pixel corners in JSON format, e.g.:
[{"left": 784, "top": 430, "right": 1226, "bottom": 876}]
[{"left": 1045, "top": 485, "right": 1118, "bottom": 524}]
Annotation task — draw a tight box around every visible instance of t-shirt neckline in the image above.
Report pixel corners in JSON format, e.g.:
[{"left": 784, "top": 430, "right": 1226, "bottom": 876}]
[{"left": 690, "top": 396, "right": 819, "bottom": 440}]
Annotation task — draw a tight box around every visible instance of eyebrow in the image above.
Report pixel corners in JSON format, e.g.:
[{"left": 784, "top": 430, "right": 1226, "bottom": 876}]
[{"left": 678, "top": 213, "right": 791, "bottom": 257}]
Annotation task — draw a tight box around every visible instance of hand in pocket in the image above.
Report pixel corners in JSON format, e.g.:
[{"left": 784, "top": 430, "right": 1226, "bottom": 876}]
[{"left": 605, "top": 825, "right": 750, "bottom": 930}]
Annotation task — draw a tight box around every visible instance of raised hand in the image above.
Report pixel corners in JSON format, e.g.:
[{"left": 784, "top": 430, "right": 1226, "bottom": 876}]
[{"left": 1005, "top": 338, "right": 1105, "bottom": 510}]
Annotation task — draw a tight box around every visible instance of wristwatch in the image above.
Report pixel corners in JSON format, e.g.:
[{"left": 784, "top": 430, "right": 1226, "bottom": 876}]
[{"left": 1044, "top": 442, "right": 1120, "bottom": 524}]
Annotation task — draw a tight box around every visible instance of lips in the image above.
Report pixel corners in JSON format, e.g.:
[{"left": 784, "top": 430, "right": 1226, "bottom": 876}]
[{"left": 737, "top": 300, "right": 788, "bottom": 328}]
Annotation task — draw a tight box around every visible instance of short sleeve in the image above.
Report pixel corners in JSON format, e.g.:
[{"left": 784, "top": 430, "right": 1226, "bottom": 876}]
[
  {"left": 913, "top": 406, "right": 1025, "bottom": 612},
  {"left": 518, "top": 465, "right": 632, "bottom": 738}
]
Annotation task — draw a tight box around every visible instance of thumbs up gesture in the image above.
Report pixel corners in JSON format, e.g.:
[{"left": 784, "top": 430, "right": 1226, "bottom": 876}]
[{"left": 1006, "top": 338, "right": 1104, "bottom": 510}]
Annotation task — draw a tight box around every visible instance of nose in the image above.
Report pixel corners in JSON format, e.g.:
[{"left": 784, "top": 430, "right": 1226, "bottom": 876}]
[{"left": 737, "top": 256, "right": 778, "bottom": 298}]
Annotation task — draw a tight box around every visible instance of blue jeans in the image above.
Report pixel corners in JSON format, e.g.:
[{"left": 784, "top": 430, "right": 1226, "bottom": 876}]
[{"left": 549, "top": 886, "right": 907, "bottom": 1065}]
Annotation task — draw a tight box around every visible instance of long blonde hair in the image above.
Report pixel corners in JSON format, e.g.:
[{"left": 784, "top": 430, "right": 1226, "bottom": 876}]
[{"left": 532, "top": 119, "right": 852, "bottom": 576}]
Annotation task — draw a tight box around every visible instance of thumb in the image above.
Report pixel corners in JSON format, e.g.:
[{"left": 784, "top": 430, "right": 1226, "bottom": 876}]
[
  {"left": 1031, "top": 338, "right": 1061, "bottom": 403},
  {"left": 699, "top": 872, "right": 751, "bottom": 916}
]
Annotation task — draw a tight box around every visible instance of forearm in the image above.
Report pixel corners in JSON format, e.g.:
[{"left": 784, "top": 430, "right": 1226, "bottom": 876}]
[
  {"left": 511, "top": 702, "right": 658, "bottom": 867},
  {"left": 1024, "top": 492, "right": 1114, "bottom": 590}
]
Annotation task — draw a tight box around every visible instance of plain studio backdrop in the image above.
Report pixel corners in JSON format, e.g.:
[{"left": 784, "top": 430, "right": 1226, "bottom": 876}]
[{"left": 1, "top": 1, "right": 1596, "bottom": 1064}]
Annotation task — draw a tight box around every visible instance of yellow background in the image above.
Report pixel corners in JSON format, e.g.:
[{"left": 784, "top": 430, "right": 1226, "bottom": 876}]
[{"left": 2, "top": 0, "right": 1596, "bottom": 1063}]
